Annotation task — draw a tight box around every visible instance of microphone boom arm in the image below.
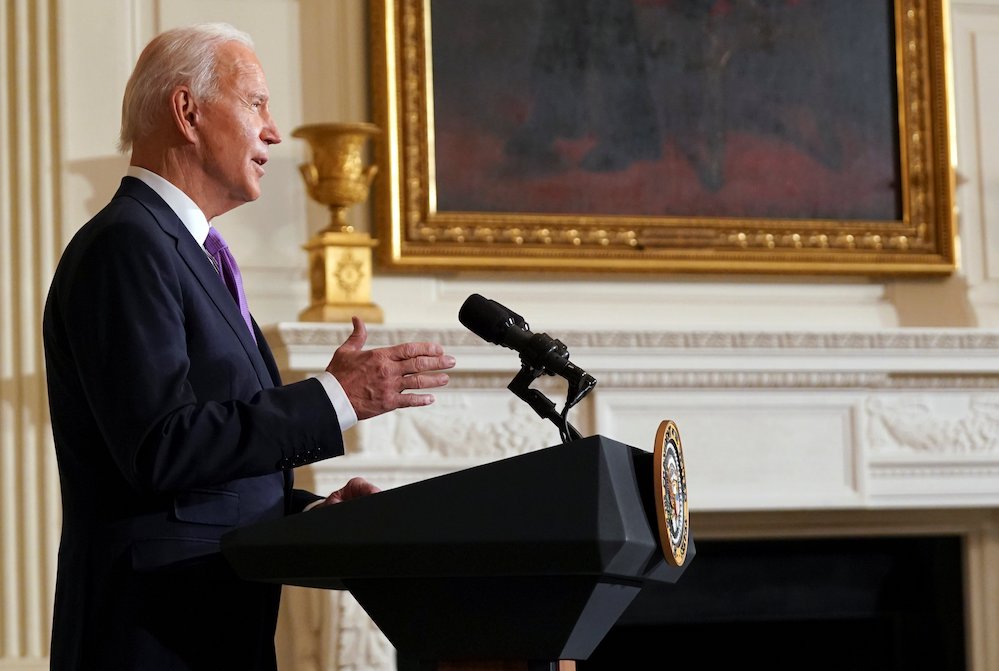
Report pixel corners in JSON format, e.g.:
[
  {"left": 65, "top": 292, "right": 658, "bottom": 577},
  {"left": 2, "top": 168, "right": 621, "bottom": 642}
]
[{"left": 507, "top": 363, "right": 590, "bottom": 444}]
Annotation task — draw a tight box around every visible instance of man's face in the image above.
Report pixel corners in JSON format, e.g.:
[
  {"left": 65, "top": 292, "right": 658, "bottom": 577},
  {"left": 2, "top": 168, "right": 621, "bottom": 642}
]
[{"left": 196, "top": 41, "right": 281, "bottom": 217}]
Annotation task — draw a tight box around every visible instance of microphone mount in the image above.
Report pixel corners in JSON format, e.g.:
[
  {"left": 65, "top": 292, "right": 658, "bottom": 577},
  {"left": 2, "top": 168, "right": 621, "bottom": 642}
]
[{"left": 501, "top": 326, "right": 596, "bottom": 444}]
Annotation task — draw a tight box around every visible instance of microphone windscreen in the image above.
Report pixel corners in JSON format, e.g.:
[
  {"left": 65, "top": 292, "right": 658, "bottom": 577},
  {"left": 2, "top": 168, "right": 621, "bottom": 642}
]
[{"left": 458, "top": 294, "right": 514, "bottom": 345}]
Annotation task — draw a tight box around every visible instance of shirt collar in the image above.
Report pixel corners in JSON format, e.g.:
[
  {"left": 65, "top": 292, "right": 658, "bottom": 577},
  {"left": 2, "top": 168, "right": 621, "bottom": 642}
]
[{"left": 126, "top": 165, "right": 211, "bottom": 246}]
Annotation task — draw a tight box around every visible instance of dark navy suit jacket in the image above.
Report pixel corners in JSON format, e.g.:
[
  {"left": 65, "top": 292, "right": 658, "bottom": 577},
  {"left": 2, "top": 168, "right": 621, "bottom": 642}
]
[{"left": 43, "top": 177, "right": 344, "bottom": 670}]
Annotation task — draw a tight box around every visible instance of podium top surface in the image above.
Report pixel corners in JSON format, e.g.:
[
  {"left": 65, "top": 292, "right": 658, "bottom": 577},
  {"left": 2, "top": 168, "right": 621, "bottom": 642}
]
[{"left": 222, "top": 435, "right": 690, "bottom": 590}]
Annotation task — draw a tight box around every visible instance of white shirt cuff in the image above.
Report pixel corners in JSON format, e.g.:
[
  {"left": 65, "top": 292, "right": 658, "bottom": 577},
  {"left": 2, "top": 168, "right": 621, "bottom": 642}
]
[{"left": 317, "top": 371, "right": 358, "bottom": 433}]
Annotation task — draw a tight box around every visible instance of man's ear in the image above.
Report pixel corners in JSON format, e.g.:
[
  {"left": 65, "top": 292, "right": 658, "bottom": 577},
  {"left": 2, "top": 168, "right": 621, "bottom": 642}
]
[{"left": 170, "top": 86, "right": 199, "bottom": 144}]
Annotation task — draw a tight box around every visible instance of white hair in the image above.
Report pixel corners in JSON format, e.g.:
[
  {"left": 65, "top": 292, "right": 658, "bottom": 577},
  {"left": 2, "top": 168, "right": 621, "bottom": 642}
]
[{"left": 117, "top": 22, "right": 254, "bottom": 153}]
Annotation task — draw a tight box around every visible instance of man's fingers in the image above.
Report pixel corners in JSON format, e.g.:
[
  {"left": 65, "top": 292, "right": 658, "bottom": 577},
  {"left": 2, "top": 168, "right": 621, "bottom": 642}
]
[
  {"left": 323, "top": 476, "right": 382, "bottom": 506},
  {"left": 343, "top": 475, "right": 380, "bottom": 498},
  {"left": 402, "top": 371, "right": 451, "bottom": 390},
  {"left": 404, "top": 354, "right": 456, "bottom": 375},
  {"left": 391, "top": 341, "right": 445, "bottom": 361},
  {"left": 394, "top": 392, "right": 437, "bottom": 408},
  {"left": 329, "top": 333, "right": 455, "bottom": 420}
]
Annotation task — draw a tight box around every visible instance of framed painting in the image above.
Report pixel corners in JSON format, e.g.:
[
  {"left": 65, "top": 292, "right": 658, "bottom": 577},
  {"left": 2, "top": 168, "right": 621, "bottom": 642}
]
[{"left": 368, "top": 0, "right": 955, "bottom": 275}]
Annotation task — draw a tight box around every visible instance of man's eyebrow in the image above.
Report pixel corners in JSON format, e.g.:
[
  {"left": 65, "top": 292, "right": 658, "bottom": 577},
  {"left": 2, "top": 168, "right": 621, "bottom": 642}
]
[{"left": 244, "top": 90, "right": 269, "bottom": 103}]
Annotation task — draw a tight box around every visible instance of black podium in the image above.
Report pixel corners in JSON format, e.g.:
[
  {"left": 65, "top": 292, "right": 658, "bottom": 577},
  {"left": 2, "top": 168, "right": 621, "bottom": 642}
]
[{"left": 221, "top": 435, "right": 695, "bottom": 669}]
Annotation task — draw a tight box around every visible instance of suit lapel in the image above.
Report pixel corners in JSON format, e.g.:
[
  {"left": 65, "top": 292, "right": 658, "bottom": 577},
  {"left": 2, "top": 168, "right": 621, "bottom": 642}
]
[
  {"left": 177, "top": 231, "right": 275, "bottom": 389},
  {"left": 117, "top": 178, "right": 275, "bottom": 390}
]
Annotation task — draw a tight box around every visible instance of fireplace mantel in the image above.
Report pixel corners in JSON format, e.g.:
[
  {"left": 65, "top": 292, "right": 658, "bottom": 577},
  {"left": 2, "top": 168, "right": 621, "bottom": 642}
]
[
  {"left": 266, "top": 323, "right": 999, "bottom": 510},
  {"left": 262, "top": 323, "right": 999, "bottom": 671}
]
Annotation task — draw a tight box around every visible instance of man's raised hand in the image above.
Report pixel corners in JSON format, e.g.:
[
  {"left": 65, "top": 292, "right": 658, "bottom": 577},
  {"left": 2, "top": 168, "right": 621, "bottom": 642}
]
[{"left": 325, "top": 316, "right": 456, "bottom": 421}]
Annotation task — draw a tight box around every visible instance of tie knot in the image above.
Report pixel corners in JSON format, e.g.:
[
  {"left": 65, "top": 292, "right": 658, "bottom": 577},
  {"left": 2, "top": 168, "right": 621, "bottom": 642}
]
[{"left": 204, "top": 227, "right": 228, "bottom": 255}]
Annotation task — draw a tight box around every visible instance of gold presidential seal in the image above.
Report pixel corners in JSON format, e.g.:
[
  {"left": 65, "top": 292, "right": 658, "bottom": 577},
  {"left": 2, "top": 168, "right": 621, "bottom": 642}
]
[{"left": 653, "top": 419, "right": 689, "bottom": 566}]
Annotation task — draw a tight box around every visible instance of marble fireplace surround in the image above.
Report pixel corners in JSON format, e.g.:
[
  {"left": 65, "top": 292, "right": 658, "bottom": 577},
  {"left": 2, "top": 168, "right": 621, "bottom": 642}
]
[{"left": 265, "top": 324, "right": 999, "bottom": 671}]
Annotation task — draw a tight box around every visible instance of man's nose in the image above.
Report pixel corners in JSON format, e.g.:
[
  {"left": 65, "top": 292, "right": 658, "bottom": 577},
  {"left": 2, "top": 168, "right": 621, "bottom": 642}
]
[{"left": 262, "top": 115, "right": 281, "bottom": 145}]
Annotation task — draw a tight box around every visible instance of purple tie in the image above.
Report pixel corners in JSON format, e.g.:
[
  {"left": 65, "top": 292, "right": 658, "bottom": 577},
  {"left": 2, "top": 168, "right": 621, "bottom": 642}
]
[{"left": 204, "top": 227, "right": 256, "bottom": 343}]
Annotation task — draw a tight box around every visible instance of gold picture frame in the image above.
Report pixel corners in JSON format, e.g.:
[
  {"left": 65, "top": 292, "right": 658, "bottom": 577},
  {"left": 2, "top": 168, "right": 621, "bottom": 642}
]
[{"left": 369, "top": 0, "right": 955, "bottom": 275}]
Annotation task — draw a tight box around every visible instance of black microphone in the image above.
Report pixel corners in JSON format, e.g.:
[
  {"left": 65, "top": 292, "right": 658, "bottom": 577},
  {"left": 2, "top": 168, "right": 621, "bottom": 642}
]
[{"left": 458, "top": 294, "right": 594, "bottom": 389}]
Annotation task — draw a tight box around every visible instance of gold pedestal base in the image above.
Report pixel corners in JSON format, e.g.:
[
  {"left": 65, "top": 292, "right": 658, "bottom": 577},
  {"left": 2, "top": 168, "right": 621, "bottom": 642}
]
[
  {"left": 301, "top": 229, "right": 383, "bottom": 324},
  {"left": 299, "top": 302, "right": 384, "bottom": 323}
]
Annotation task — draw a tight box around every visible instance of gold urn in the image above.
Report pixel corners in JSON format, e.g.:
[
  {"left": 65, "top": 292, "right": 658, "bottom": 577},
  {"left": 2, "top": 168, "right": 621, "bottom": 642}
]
[{"left": 292, "top": 122, "right": 384, "bottom": 323}]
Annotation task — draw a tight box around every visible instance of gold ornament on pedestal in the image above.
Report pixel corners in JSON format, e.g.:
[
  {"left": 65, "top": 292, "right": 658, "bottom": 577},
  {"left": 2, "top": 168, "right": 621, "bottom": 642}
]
[{"left": 292, "top": 121, "right": 384, "bottom": 323}]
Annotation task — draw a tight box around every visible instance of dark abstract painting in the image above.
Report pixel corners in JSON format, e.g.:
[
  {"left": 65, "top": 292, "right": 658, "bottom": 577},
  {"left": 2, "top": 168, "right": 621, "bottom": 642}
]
[{"left": 429, "top": 0, "right": 901, "bottom": 221}]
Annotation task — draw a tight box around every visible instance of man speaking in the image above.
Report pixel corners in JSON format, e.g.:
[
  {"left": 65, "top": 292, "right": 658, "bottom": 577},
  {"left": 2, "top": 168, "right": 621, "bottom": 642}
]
[{"left": 42, "top": 22, "right": 454, "bottom": 670}]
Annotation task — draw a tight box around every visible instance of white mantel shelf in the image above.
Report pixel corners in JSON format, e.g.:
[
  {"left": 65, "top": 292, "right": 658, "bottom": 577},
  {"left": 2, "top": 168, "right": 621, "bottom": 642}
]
[
  {"left": 266, "top": 323, "right": 999, "bottom": 375},
  {"left": 264, "top": 323, "right": 999, "bottom": 511}
]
